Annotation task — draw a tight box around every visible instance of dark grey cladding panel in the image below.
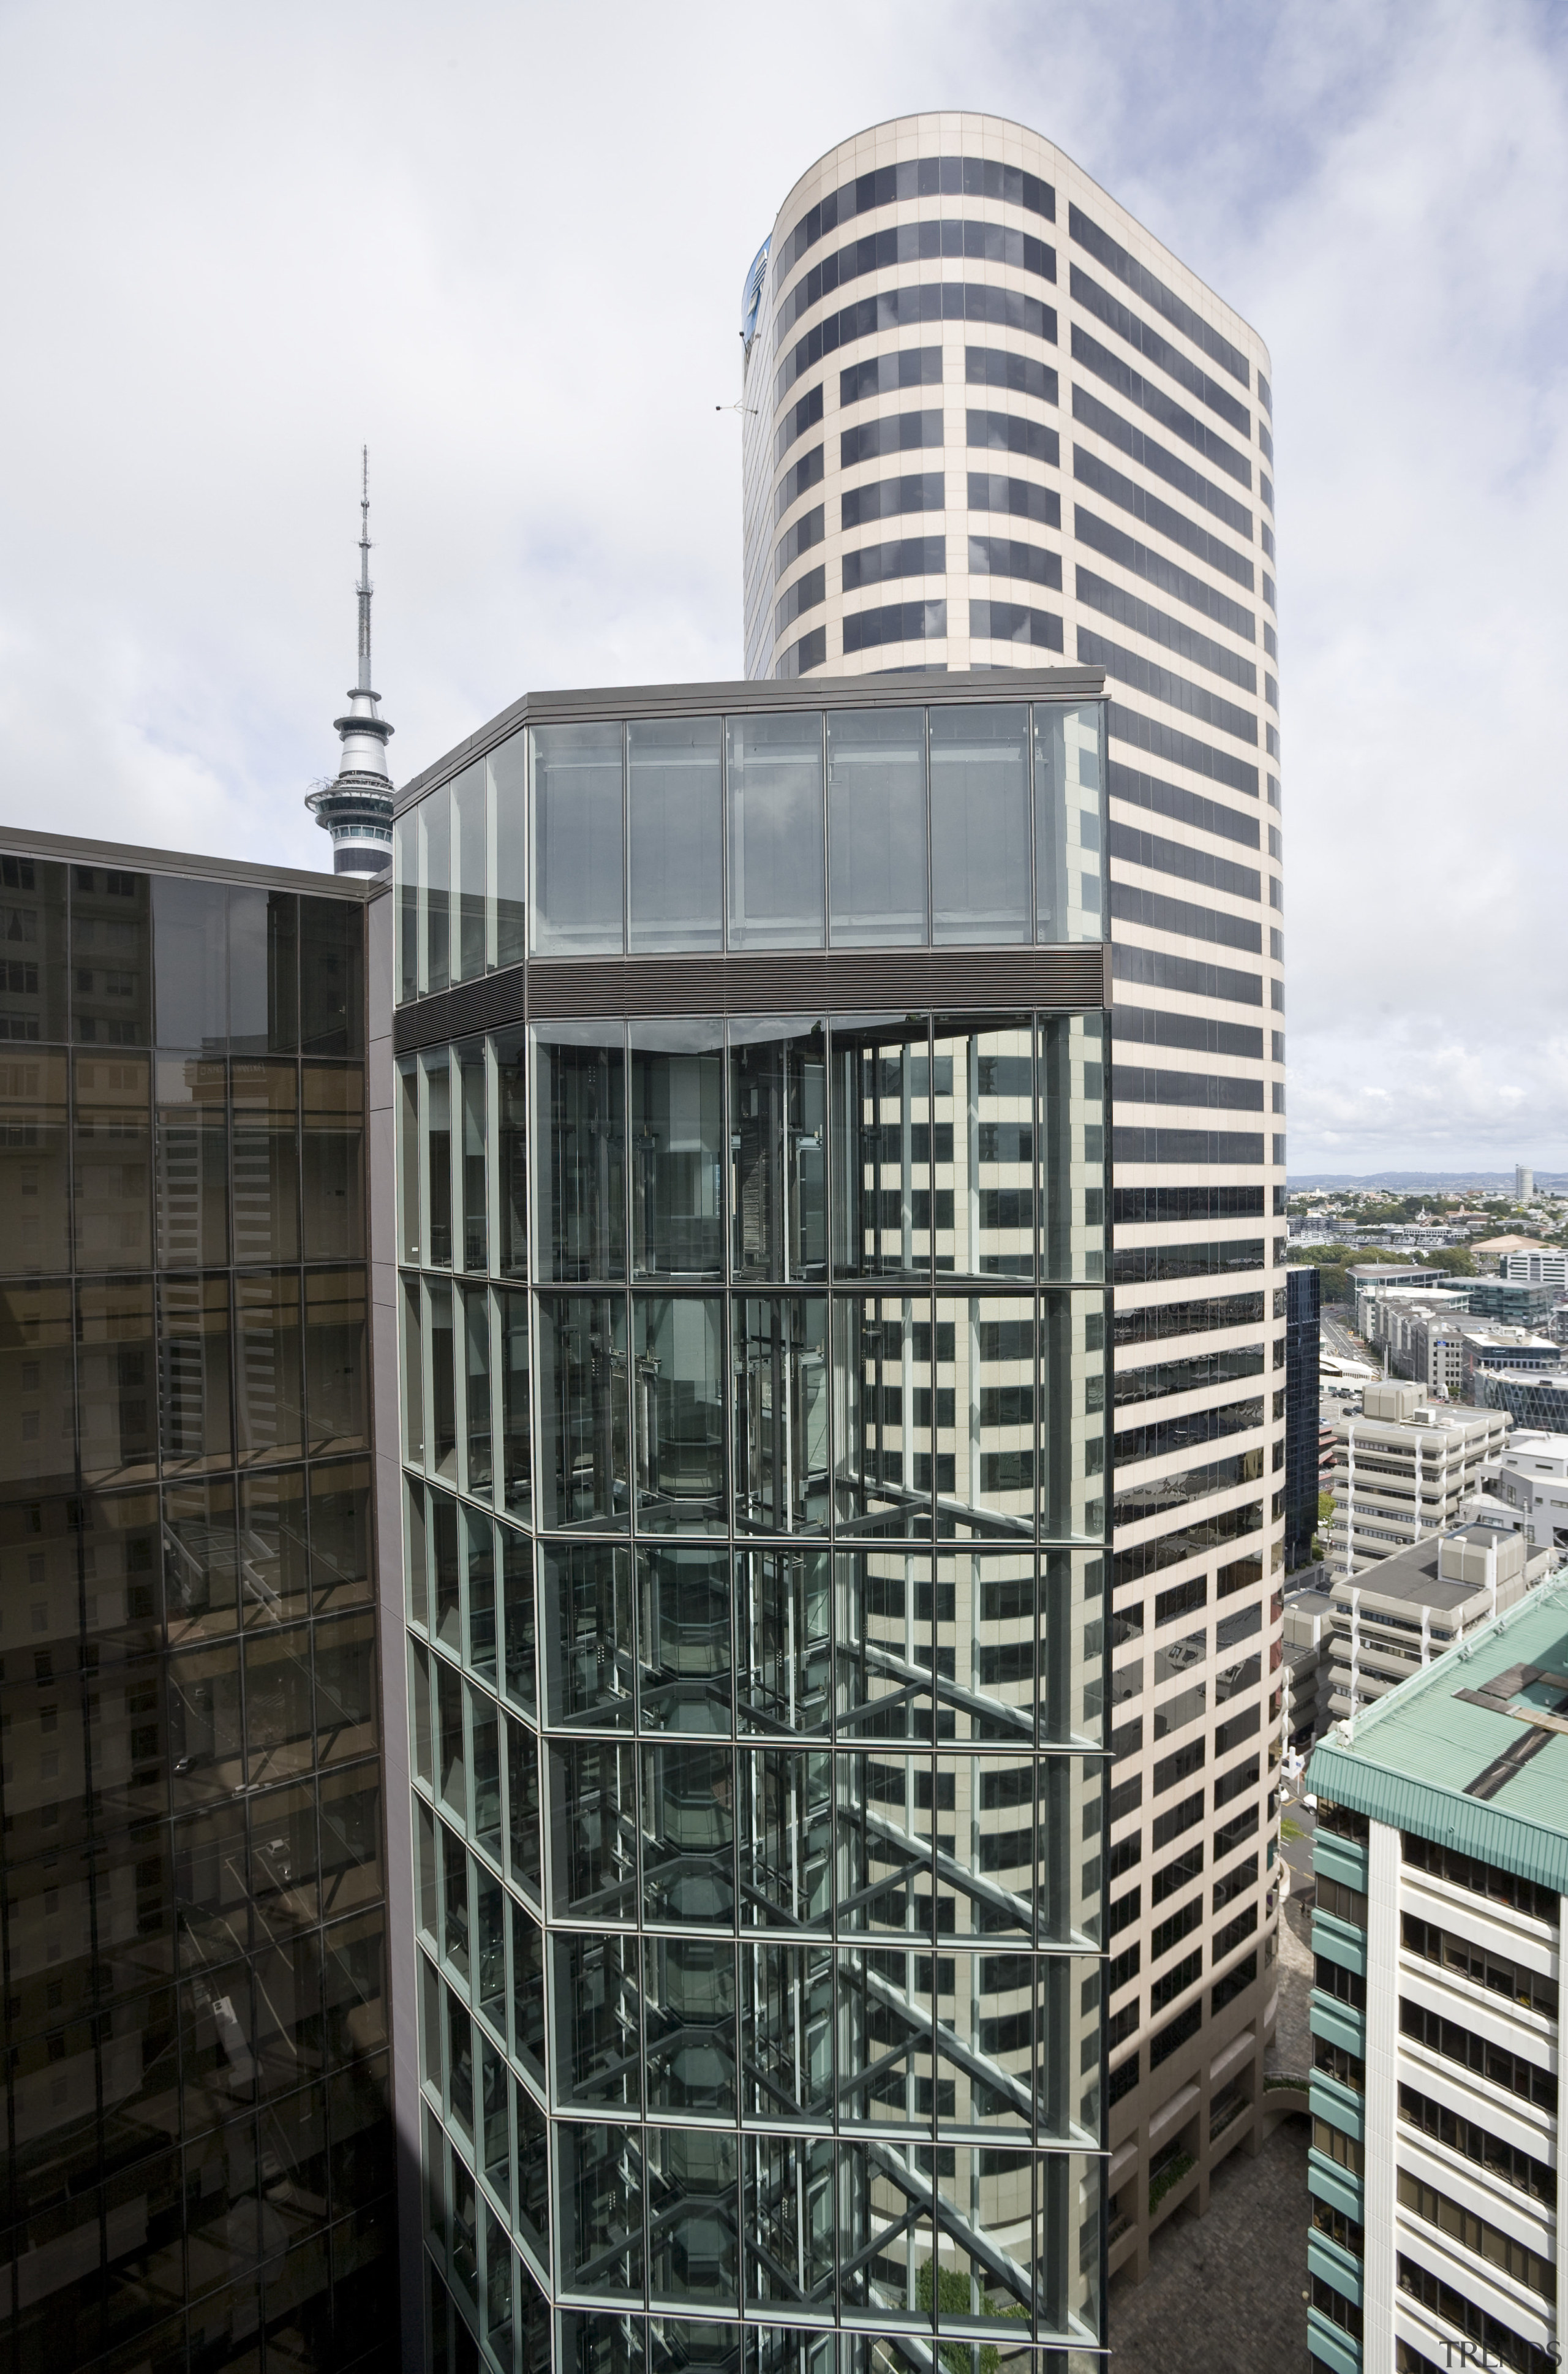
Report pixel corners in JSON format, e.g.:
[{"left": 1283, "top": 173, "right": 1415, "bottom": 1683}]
[{"left": 393, "top": 945, "right": 1109, "bottom": 1046}]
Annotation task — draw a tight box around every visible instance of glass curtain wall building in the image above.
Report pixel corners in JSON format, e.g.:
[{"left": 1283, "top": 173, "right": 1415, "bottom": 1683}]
[
  {"left": 1284, "top": 1266, "right": 1321, "bottom": 1573},
  {"left": 0, "top": 833, "right": 394, "bottom": 2374},
  {"left": 390, "top": 671, "right": 1114, "bottom": 2372},
  {"left": 740, "top": 113, "right": 1287, "bottom": 2285}
]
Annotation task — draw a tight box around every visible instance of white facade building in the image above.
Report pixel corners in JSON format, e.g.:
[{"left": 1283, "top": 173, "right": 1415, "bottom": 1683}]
[
  {"left": 741, "top": 112, "right": 1286, "bottom": 2286},
  {"left": 1504, "top": 1250, "right": 1568, "bottom": 1288},
  {"left": 1327, "top": 1382, "right": 1506, "bottom": 1579}
]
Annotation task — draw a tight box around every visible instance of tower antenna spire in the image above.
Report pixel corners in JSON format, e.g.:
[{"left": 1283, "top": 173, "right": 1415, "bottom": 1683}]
[{"left": 305, "top": 447, "right": 395, "bottom": 875}]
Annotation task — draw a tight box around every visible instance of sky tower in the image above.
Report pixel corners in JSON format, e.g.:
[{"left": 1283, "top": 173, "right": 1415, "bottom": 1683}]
[{"left": 306, "top": 448, "right": 394, "bottom": 874}]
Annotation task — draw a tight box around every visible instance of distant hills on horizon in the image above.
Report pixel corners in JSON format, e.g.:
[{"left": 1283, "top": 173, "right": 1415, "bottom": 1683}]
[{"left": 1289, "top": 1172, "right": 1568, "bottom": 1192}]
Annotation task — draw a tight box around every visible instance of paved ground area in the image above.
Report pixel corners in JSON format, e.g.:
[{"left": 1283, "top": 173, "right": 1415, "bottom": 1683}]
[{"left": 1107, "top": 2109, "right": 1312, "bottom": 2372}]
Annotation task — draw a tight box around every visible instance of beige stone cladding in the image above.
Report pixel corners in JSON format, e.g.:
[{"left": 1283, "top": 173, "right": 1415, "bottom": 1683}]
[{"left": 741, "top": 111, "right": 1286, "bottom": 2286}]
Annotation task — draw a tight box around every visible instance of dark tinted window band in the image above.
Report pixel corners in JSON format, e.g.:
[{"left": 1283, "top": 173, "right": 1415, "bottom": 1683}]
[
  {"left": 1072, "top": 325, "right": 1251, "bottom": 488},
  {"left": 840, "top": 347, "right": 943, "bottom": 407},
  {"left": 1110, "top": 880, "right": 1263, "bottom": 955},
  {"left": 1114, "top": 1446, "right": 1264, "bottom": 1524},
  {"left": 1069, "top": 203, "right": 1249, "bottom": 387},
  {"left": 842, "top": 535, "right": 945, "bottom": 592},
  {"left": 776, "top": 444, "right": 824, "bottom": 521},
  {"left": 775, "top": 385, "right": 824, "bottom": 466},
  {"left": 1070, "top": 265, "right": 1251, "bottom": 437},
  {"left": 1109, "top": 820, "right": 1260, "bottom": 904},
  {"left": 1115, "top": 1294, "right": 1266, "bottom": 1348},
  {"left": 1072, "top": 387, "right": 1252, "bottom": 539},
  {"left": 1108, "top": 761, "right": 1259, "bottom": 852},
  {"left": 775, "top": 625, "right": 826, "bottom": 680},
  {"left": 842, "top": 473, "right": 944, "bottom": 530},
  {"left": 1258, "top": 372, "right": 1272, "bottom": 417},
  {"left": 1115, "top": 1348, "right": 1266, "bottom": 1408},
  {"left": 1114, "top": 1185, "right": 1265, "bottom": 1222},
  {"left": 970, "top": 600, "right": 1063, "bottom": 653},
  {"left": 1112, "top": 1239, "right": 1265, "bottom": 1283},
  {"left": 1113, "top": 1005, "right": 1263, "bottom": 1059},
  {"left": 1074, "top": 507, "right": 1254, "bottom": 640},
  {"left": 774, "top": 504, "right": 825, "bottom": 583},
  {"left": 840, "top": 410, "right": 943, "bottom": 469},
  {"left": 1108, "top": 701, "right": 1261, "bottom": 799},
  {"left": 1113, "top": 1065, "right": 1264, "bottom": 1113},
  {"left": 1074, "top": 450, "right": 1254, "bottom": 591},
  {"left": 1115, "top": 1397, "right": 1264, "bottom": 1467},
  {"left": 1112, "top": 941, "right": 1262, "bottom": 1008},
  {"left": 1078, "top": 569, "right": 1256, "bottom": 695},
  {"left": 778, "top": 283, "right": 1057, "bottom": 405},
  {"left": 1259, "top": 421, "right": 1273, "bottom": 464},
  {"left": 776, "top": 218, "right": 1055, "bottom": 343},
  {"left": 967, "top": 409, "right": 1060, "bottom": 467},
  {"left": 966, "top": 346, "right": 1059, "bottom": 406},
  {"left": 1112, "top": 1128, "right": 1266, "bottom": 1166},
  {"left": 780, "top": 155, "right": 1055, "bottom": 279},
  {"left": 1082, "top": 633, "right": 1257, "bottom": 749},
  {"left": 968, "top": 537, "right": 1062, "bottom": 591},
  {"left": 968, "top": 474, "right": 1061, "bottom": 528},
  {"left": 842, "top": 599, "right": 947, "bottom": 654},
  {"left": 774, "top": 566, "right": 826, "bottom": 638}
]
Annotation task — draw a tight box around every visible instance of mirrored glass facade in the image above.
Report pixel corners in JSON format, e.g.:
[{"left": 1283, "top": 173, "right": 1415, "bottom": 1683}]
[
  {"left": 0, "top": 848, "right": 393, "bottom": 2374},
  {"left": 393, "top": 686, "right": 1113, "bottom": 2371}
]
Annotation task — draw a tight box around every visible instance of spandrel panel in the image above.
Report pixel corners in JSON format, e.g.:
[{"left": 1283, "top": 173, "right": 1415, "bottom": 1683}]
[
  {"left": 1034, "top": 703, "right": 1106, "bottom": 945},
  {"left": 932, "top": 1293, "right": 1037, "bottom": 1541},
  {"left": 829, "top": 1022, "right": 935, "bottom": 1281},
  {"left": 0, "top": 1051, "right": 69, "bottom": 1275},
  {"left": 629, "top": 1023, "right": 723, "bottom": 1279},
  {"left": 638, "top": 1545, "right": 732, "bottom": 1734},
  {"left": 1040, "top": 1291, "right": 1106, "bottom": 1544},
  {"left": 641, "top": 1738, "right": 735, "bottom": 1925},
  {"left": 726, "top": 712, "right": 825, "bottom": 950},
  {"left": 1039, "top": 1015, "right": 1106, "bottom": 1283},
  {"left": 301, "top": 1062, "right": 364, "bottom": 1261},
  {"left": 734, "top": 1545, "right": 829, "bottom": 1739},
  {"left": 644, "top": 1932, "right": 736, "bottom": 2117},
  {"left": 541, "top": 1540, "right": 635, "bottom": 1731},
  {"left": 532, "top": 724, "right": 625, "bottom": 957},
  {"left": 933, "top": 1017, "right": 1037, "bottom": 1280},
  {"left": 627, "top": 717, "right": 723, "bottom": 953},
  {"left": 230, "top": 1059, "right": 300, "bottom": 1266},
  {"left": 156, "top": 1273, "right": 232, "bottom": 1474},
  {"left": 827, "top": 708, "right": 929, "bottom": 947},
  {"left": 494, "top": 1030, "right": 528, "bottom": 1279},
  {"left": 929, "top": 705, "right": 1031, "bottom": 946},
  {"left": 536, "top": 1294, "right": 629, "bottom": 1533},
  {"left": 736, "top": 1747, "right": 832, "bottom": 1930},
  {"left": 536, "top": 1026, "right": 627, "bottom": 1283},
  {"left": 0, "top": 1279, "right": 75, "bottom": 1498},
  {"left": 729, "top": 1021, "right": 825, "bottom": 1280},
  {"left": 73, "top": 1052, "right": 151, "bottom": 1271},
  {"left": 546, "top": 1739, "right": 638, "bottom": 1922},
  {"left": 633, "top": 1296, "right": 725, "bottom": 1535},
  {"left": 489, "top": 733, "right": 527, "bottom": 973},
  {"left": 732, "top": 1295, "right": 828, "bottom": 1535},
  {"left": 738, "top": 1942, "right": 835, "bottom": 2125},
  {"left": 77, "top": 1276, "right": 157, "bottom": 1488},
  {"left": 70, "top": 865, "right": 151, "bottom": 1048},
  {"left": 453, "top": 762, "right": 487, "bottom": 986},
  {"left": 155, "top": 1054, "right": 229, "bottom": 1269},
  {"left": 0, "top": 853, "right": 67, "bottom": 1044}
]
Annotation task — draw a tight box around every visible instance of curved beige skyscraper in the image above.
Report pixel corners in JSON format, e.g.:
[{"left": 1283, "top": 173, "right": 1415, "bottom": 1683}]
[{"left": 742, "top": 112, "right": 1287, "bottom": 2288}]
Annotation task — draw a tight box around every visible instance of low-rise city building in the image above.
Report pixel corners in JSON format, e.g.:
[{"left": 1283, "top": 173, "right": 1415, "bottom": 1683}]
[
  {"left": 1477, "top": 1431, "right": 1568, "bottom": 1557},
  {"left": 1327, "top": 1382, "right": 1507, "bottom": 1577},
  {"left": 1288, "top": 1265, "right": 1324, "bottom": 1571},
  {"left": 1305, "top": 1581, "right": 1568, "bottom": 2373},
  {"left": 1502, "top": 1249, "right": 1568, "bottom": 1288},
  {"left": 1321, "top": 1525, "right": 1551, "bottom": 1726},
  {"left": 1283, "top": 1587, "right": 1333, "bottom": 1748}
]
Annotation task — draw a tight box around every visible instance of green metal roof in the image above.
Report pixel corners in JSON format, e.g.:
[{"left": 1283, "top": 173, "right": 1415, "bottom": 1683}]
[{"left": 1308, "top": 1581, "right": 1568, "bottom": 1896}]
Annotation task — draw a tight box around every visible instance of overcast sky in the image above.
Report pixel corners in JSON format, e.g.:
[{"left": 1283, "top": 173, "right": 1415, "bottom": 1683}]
[{"left": 2, "top": 0, "right": 1565, "bottom": 1173}]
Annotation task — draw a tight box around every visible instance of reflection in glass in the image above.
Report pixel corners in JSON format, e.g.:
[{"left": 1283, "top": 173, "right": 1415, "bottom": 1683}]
[
  {"left": 729, "top": 1022, "right": 824, "bottom": 1280},
  {"left": 733, "top": 1297, "right": 828, "bottom": 1535},
  {"left": 428, "top": 1281, "right": 456, "bottom": 1480},
  {"left": 540, "top": 1540, "right": 634, "bottom": 1730},
  {"left": 305, "top": 1268, "right": 367, "bottom": 1454},
  {"left": 490, "top": 733, "right": 527, "bottom": 972},
  {"left": 932, "top": 1016, "right": 1036, "bottom": 1280},
  {"left": 231, "top": 1060, "right": 300, "bottom": 1266},
  {"left": 536, "top": 1295, "right": 628, "bottom": 1532},
  {"left": 423, "top": 1051, "right": 452, "bottom": 1271},
  {"left": 238, "top": 1467, "right": 309, "bottom": 1630},
  {"left": 531, "top": 724, "right": 624, "bottom": 957},
  {"left": 396, "top": 810, "right": 418, "bottom": 1005},
  {"left": 633, "top": 1297, "right": 725, "bottom": 1535},
  {"left": 77, "top": 1276, "right": 157, "bottom": 1487},
  {"left": 638, "top": 1546, "right": 731, "bottom": 1734},
  {"left": 453, "top": 762, "right": 486, "bottom": 986},
  {"left": 495, "top": 1030, "right": 527, "bottom": 1277},
  {"left": 234, "top": 1271, "right": 304, "bottom": 1465},
  {"left": 630, "top": 1024, "right": 722, "bottom": 1279},
  {"left": 71, "top": 865, "right": 151, "bottom": 1047},
  {"left": 736, "top": 1548, "right": 829, "bottom": 1738},
  {"left": 458, "top": 1040, "right": 487, "bottom": 1272},
  {"left": 156, "top": 1055, "right": 228, "bottom": 1268},
  {"left": 1035, "top": 701, "right": 1106, "bottom": 943},
  {"left": 726, "top": 713, "right": 824, "bottom": 949},
  {"left": 929, "top": 704, "right": 1031, "bottom": 944},
  {"left": 73, "top": 1052, "right": 151, "bottom": 1271},
  {"left": 628, "top": 717, "right": 722, "bottom": 953},
  {"left": 551, "top": 1932, "right": 641, "bottom": 2111},
  {"left": 1039, "top": 1013, "right": 1106, "bottom": 1282},
  {"left": 152, "top": 877, "right": 228, "bottom": 1051},
  {"left": 536, "top": 1027, "right": 625, "bottom": 1283},
  {"left": 0, "top": 1279, "right": 75, "bottom": 1497},
  {"left": 828, "top": 708, "right": 929, "bottom": 945},
  {"left": 301, "top": 1063, "right": 364, "bottom": 1260},
  {"left": 0, "top": 853, "right": 68, "bottom": 1043},
  {"left": 830, "top": 1021, "right": 935, "bottom": 1280},
  {"left": 500, "top": 1287, "right": 530, "bottom": 1520},
  {"left": 546, "top": 1739, "right": 637, "bottom": 1922},
  {"left": 421, "top": 783, "right": 451, "bottom": 996}
]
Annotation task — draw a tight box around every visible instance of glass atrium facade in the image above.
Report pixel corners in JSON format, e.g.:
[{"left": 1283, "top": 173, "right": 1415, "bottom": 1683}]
[
  {"left": 393, "top": 681, "right": 1114, "bottom": 2372},
  {"left": 0, "top": 849, "right": 393, "bottom": 2374}
]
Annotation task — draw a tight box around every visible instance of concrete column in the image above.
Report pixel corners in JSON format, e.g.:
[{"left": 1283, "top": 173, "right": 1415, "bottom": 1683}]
[{"left": 1361, "top": 1817, "right": 1400, "bottom": 2371}]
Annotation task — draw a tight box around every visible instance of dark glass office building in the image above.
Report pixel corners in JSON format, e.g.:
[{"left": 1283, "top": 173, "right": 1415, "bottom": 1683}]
[
  {"left": 0, "top": 834, "right": 394, "bottom": 2374},
  {"left": 389, "top": 670, "right": 1114, "bottom": 2370},
  {"left": 1283, "top": 1264, "right": 1319, "bottom": 1573}
]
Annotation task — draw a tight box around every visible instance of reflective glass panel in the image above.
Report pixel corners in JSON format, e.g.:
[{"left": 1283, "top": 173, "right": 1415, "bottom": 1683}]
[
  {"left": 0, "top": 1048, "right": 70, "bottom": 1275},
  {"left": 632, "top": 1296, "right": 725, "bottom": 1535},
  {"left": 629, "top": 1023, "right": 722, "bottom": 1280},
  {"left": 421, "top": 784, "right": 451, "bottom": 995},
  {"left": 531, "top": 723, "right": 624, "bottom": 956},
  {"left": 827, "top": 708, "right": 929, "bottom": 945},
  {"left": 489, "top": 733, "right": 527, "bottom": 972},
  {"left": 627, "top": 717, "right": 722, "bottom": 953},
  {"left": 726, "top": 713, "right": 824, "bottom": 949},
  {"left": 1034, "top": 701, "right": 1106, "bottom": 943},
  {"left": 535, "top": 1026, "right": 625, "bottom": 1283},
  {"left": 535, "top": 1295, "right": 628, "bottom": 1532},
  {"left": 929, "top": 703, "right": 1031, "bottom": 944},
  {"left": 453, "top": 762, "right": 486, "bottom": 986},
  {"left": 729, "top": 1021, "right": 825, "bottom": 1281}
]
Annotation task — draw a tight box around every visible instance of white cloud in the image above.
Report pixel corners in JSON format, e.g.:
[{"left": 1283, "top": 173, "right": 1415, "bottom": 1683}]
[{"left": 1, "top": 0, "right": 1564, "bottom": 1165}]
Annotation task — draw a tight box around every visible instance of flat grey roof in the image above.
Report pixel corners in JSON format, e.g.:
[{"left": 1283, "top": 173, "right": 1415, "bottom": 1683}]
[
  {"left": 1332, "top": 1539, "right": 1477, "bottom": 1614},
  {"left": 393, "top": 665, "right": 1110, "bottom": 814}
]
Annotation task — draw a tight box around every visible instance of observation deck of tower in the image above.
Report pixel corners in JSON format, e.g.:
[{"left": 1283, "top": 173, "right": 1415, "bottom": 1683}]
[{"left": 307, "top": 449, "right": 395, "bottom": 875}]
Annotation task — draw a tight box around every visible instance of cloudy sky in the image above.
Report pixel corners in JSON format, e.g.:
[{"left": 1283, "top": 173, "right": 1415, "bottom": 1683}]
[{"left": 2, "top": 0, "right": 1565, "bottom": 1173}]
